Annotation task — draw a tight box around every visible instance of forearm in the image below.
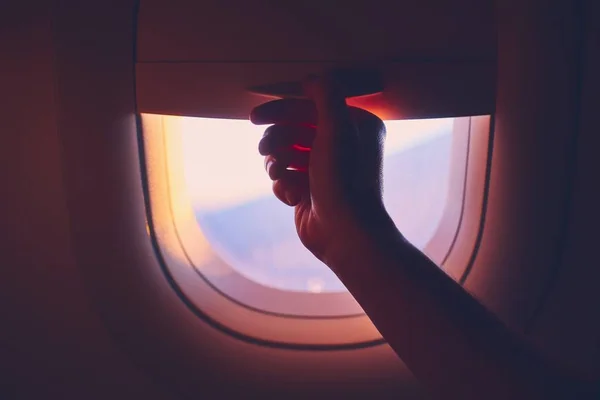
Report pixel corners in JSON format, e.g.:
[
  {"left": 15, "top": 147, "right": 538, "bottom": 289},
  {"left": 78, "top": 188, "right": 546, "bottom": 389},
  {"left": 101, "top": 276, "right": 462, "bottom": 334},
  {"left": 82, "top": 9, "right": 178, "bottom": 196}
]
[{"left": 325, "top": 208, "right": 573, "bottom": 399}]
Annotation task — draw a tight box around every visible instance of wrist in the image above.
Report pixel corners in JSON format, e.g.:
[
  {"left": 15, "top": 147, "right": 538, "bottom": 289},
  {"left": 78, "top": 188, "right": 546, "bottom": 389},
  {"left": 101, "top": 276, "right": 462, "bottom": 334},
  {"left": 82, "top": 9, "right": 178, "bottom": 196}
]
[{"left": 323, "top": 203, "right": 406, "bottom": 273}]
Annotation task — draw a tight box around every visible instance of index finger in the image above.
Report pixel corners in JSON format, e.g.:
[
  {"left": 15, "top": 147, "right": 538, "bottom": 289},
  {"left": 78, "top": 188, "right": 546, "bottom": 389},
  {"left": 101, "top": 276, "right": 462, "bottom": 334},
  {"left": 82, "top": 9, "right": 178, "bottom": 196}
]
[{"left": 250, "top": 98, "right": 317, "bottom": 126}]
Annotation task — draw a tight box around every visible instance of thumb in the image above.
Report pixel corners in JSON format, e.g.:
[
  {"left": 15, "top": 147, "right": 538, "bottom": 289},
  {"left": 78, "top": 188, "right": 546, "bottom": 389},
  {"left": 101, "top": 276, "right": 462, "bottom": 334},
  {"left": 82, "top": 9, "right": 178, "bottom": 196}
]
[{"left": 302, "top": 74, "right": 356, "bottom": 140}]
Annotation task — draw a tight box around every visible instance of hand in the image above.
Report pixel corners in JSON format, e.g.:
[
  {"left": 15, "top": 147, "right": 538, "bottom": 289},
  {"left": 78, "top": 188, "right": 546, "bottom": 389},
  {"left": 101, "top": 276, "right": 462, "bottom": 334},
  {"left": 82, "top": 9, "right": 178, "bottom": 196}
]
[{"left": 250, "top": 75, "right": 388, "bottom": 266}]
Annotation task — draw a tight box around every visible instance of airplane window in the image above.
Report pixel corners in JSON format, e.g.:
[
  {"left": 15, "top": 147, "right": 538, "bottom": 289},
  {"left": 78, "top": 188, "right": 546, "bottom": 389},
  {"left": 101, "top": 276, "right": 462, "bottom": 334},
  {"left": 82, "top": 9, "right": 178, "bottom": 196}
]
[{"left": 177, "top": 116, "right": 453, "bottom": 293}]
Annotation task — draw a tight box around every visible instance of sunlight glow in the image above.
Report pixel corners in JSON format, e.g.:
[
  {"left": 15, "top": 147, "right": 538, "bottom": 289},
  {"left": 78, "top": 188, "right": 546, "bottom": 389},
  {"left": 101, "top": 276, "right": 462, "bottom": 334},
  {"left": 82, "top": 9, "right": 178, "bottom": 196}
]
[
  {"left": 166, "top": 114, "right": 455, "bottom": 293},
  {"left": 180, "top": 117, "right": 452, "bottom": 212}
]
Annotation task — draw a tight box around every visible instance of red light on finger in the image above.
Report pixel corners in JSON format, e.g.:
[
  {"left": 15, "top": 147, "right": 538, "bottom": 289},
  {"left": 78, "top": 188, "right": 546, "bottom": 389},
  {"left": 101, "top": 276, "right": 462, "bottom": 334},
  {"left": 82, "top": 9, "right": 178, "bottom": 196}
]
[
  {"left": 286, "top": 166, "right": 308, "bottom": 172},
  {"left": 292, "top": 144, "right": 311, "bottom": 152}
]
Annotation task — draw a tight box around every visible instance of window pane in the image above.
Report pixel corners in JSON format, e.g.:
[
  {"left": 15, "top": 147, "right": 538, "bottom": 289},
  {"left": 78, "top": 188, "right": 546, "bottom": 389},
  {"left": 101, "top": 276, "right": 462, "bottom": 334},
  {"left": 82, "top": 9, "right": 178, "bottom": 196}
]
[{"left": 180, "top": 117, "right": 454, "bottom": 293}]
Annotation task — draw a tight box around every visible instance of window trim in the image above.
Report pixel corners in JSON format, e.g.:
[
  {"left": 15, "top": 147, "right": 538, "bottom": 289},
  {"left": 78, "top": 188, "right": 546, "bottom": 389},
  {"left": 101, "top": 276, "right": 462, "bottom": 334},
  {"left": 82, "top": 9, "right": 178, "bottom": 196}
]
[{"left": 142, "top": 114, "right": 489, "bottom": 346}]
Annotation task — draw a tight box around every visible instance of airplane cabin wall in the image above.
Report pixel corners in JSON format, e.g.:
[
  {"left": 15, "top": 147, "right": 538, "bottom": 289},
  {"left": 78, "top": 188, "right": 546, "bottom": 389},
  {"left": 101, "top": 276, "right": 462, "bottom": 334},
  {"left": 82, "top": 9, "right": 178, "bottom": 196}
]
[
  {"left": 465, "top": 0, "right": 584, "bottom": 325},
  {"left": 0, "top": 2, "right": 170, "bottom": 399},
  {"left": 1, "top": 0, "right": 599, "bottom": 398},
  {"left": 527, "top": 0, "right": 600, "bottom": 377},
  {"left": 465, "top": 0, "right": 600, "bottom": 378}
]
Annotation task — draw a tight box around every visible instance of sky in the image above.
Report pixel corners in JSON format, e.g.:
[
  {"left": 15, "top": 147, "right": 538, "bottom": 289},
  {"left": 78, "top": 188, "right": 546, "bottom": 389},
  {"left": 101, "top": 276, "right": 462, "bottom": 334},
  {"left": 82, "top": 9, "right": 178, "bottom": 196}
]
[{"left": 178, "top": 116, "right": 454, "bottom": 212}]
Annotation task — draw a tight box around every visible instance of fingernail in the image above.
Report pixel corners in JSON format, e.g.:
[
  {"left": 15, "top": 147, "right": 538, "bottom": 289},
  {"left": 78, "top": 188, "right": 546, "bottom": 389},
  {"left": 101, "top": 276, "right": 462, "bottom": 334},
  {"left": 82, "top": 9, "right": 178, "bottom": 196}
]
[
  {"left": 285, "top": 191, "right": 298, "bottom": 206},
  {"left": 249, "top": 108, "right": 258, "bottom": 124},
  {"left": 265, "top": 159, "right": 274, "bottom": 173}
]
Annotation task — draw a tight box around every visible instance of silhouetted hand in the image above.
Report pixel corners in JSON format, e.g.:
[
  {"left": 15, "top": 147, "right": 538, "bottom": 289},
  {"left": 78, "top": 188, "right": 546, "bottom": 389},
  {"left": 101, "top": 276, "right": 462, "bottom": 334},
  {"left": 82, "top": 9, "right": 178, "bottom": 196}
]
[
  {"left": 251, "top": 76, "right": 595, "bottom": 400},
  {"left": 250, "top": 75, "right": 388, "bottom": 265}
]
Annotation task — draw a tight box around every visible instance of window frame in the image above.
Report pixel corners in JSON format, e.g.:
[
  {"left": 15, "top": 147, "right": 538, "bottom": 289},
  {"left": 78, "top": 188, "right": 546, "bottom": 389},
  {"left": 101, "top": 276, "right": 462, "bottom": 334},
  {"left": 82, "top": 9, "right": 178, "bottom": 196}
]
[{"left": 141, "top": 113, "right": 490, "bottom": 347}]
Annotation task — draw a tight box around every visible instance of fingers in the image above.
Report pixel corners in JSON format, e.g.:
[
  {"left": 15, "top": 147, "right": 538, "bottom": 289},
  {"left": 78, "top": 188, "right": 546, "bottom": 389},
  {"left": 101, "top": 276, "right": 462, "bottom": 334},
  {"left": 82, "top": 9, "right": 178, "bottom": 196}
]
[
  {"left": 265, "top": 154, "right": 285, "bottom": 180},
  {"left": 250, "top": 97, "right": 381, "bottom": 132},
  {"left": 251, "top": 74, "right": 386, "bottom": 210},
  {"left": 272, "top": 171, "right": 309, "bottom": 207},
  {"left": 250, "top": 98, "right": 317, "bottom": 126},
  {"left": 264, "top": 146, "right": 310, "bottom": 207},
  {"left": 264, "top": 148, "right": 310, "bottom": 179},
  {"left": 303, "top": 74, "right": 355, "bottom": 140},
  {"left": 258, "top": 124, "right": 316, "bottom": 156}
]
